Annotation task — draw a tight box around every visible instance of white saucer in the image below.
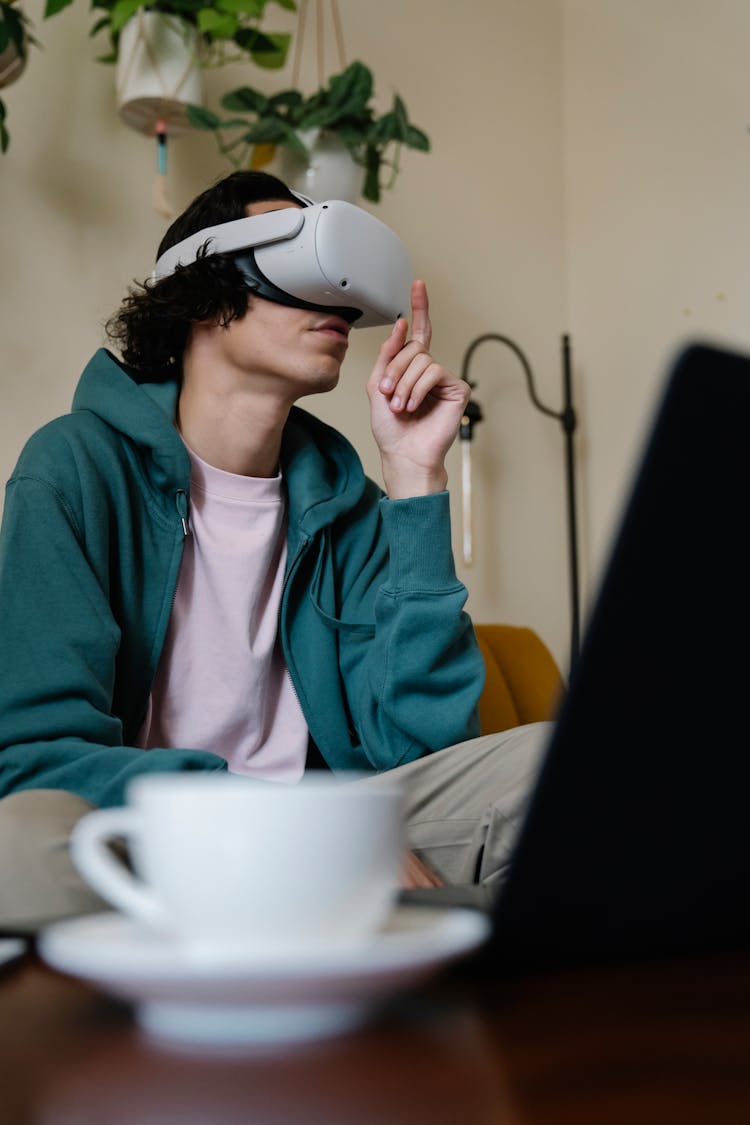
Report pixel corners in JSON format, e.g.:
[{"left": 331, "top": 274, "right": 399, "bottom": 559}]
[{"left": 38, "top": 906, "right": 490, "bottom": 1048}]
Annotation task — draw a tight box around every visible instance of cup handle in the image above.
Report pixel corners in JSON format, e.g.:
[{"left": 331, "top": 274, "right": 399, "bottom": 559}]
[{"left": 69, "top": 808, "right": 172, "bottom": 932}]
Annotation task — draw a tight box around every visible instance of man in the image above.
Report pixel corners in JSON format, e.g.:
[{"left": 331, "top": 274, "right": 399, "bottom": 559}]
[{"left": 0, "top": 172, "right": 550, "bottom": 931}]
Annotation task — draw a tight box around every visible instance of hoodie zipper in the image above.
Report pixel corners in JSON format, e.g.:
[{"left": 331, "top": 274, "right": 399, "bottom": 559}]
[
  {"left": 131, "top": 489, "right": 190, "bottom": 739},
  {"left": 280, "top": 533, "right": 319, "bottom": 743},
  {"left": 175, "top": 489, "right": 190, "bottom": 537}
]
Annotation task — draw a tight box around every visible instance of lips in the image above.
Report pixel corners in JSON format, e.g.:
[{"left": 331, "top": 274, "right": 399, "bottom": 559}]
[{"left": 313, "top": 316, "right": 351, "bottom": 340}]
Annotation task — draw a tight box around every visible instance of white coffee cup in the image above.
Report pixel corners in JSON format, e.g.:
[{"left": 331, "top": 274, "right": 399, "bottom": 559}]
[{"left": 70, "top": 772, "right": 405, "bottom": 958}]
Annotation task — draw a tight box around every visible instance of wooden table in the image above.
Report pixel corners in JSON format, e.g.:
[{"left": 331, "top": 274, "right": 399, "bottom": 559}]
[{"left": 2, "top": 943, "right": 750, "bottom": 1124}]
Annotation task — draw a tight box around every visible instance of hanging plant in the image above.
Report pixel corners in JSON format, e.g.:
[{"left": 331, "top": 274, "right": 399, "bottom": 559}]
[
  {"left": 0, "top": 0, "right": 39, "bottom": 151},
  {"left": 187, "top": 58, "right": 431, "bottom": 203},
  {"left": 30, "top": 0, "right": 295, "bottom": 210},
  {"left": 42, "top": 0, "right": 296, "bottom": 70}
]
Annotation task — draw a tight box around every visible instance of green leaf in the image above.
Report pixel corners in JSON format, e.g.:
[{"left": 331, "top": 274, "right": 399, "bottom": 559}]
[
  {"left": 1, "top": 6, "right": 26, "bottom": 53},
  {"left": 88, "top": 15, "right": 111, "bottom": 36},
  {"left": 269, "top": 89, "right": 303, "bottom": 111},
  {"left": 271, "top": 0, "right": 297, "bottom": 10},
  {"left": 239, "top": 118, "right": 288, "bottom": 144},
  {"left": 197, "top": 7, "right": 237, "bottom": 37},
  {"left": 277, "top": 123, "right": 309, "bottom": 156},
  {"left": 331, "top": 122, "right": 367, "bottom": 154},
  {"left": 300, "top": 102, "right": 371, "bottom": 132},
  {"left": 219, "top": 116, "right": 257, "bottom": 129},
  {"left": 326, "top": 60, "right": 373, "bottom": 114},
  {"left": 159, "top": 0, "right": 203, "bottom": 13},
  {"left": 221, "top": 86, "right": 268, "bottom": 113},
  {"left": 43, "top": 0, "right": 76, "bottom": 18},
  {"left": 405, "top": 124, "right": 430, "bottom": 151},
  {"left": 239, "top": 120, "right": 306, "bottom": 157},
  {"left": 216, "top": 0, "right": 265, "bottom": 15},
  {"left": 109, "top": 0, "right": 144, "bottom": 34},
  {"left": 393, "top": 94, "right": 408, "bottom": 122},
  {"left": 298, "top": 104, "right": 343, "bottom": 129},
  {"left": 186, "top": 103, "right": 222, "bottom": 129},
  {"left": 239, "top": 29, "right": 290, "bottom": 68},
  {"left": 367, "top": 111, "right": 403, "bottom": 145},
  {"left": 232, "top": 27, "right": 275, "bottom": 52},
  {"left": 231, "top": 26, "right": 275, "bottom": 48},
  {"left": 0, "top": 97, "right": 8, "bottom": 155}
]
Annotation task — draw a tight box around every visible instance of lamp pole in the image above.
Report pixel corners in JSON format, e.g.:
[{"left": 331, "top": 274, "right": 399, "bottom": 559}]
[{"left": 459, "top": 333, "right": 581, "bottom": 676}]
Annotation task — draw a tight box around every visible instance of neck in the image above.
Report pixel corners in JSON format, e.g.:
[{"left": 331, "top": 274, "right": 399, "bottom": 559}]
[{"left": 178, "top": 353, "right": 290, "bottom": 479}]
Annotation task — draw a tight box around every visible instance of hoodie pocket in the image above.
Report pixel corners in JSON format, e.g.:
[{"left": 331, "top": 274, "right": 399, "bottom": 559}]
[{"left": 308, "top": 531, "right": 376, "bottom": 636}]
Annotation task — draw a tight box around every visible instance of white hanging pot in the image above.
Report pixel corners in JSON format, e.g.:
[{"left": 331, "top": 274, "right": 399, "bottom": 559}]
[
  {"left": 116, "top": 10, "right": 203, "bottom": 136},
  {"left": 276, "top": 128, "right": 363, "bottom": 204}
]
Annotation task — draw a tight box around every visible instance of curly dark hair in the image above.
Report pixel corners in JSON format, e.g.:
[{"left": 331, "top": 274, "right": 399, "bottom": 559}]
[{"left": 105, "top": 171, "right": 302, "bottom": 381}]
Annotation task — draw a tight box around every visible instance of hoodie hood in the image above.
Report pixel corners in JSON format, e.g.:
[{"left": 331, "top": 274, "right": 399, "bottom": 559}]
[
  {"left": 281, "top": 407, "right": 368, "bottom": 538},
  {"left": 70, "top": 348, "right": 368, "bottom": 535},
  {"left": 71, "top": 350, "right": 190, "bottom": 496}
]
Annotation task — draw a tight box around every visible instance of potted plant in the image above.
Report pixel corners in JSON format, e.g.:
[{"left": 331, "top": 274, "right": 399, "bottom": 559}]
[
  {"left": 1, "top": 0, "right": 294, "bottom": 156},
  {"left": 187, "top": 58, "right": 431, "bottom": 203},
  {"left": 42, "top": 0, "right": 296, "bottom": 70},
  {"left": 0, "top": 0, "right": 37, "bottom": 151}
]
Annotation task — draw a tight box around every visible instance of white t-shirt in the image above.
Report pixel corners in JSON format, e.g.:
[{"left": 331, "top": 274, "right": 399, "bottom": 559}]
[{"left": 137, "top": 445, "right": 309, "bottom": 781}]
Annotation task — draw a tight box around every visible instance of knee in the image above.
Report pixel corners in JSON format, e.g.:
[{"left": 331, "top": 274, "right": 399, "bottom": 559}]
[
  {"left": 0, "top": 788, "right": 104, "bottom": 932},
  {"left": 457, "top": 720, "right": 554, "bottom": 768},
  {"left": 0, "top": 788, "right": 96, "bottom": 850}
]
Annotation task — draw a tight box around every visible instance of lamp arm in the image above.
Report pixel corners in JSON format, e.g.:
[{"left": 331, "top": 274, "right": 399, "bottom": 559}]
[
  {"left": 459, "top": 331, "right": 580, "bottom": 677},
  {"left": 461, "top": 333, "right": 565, "bottom": 422}
]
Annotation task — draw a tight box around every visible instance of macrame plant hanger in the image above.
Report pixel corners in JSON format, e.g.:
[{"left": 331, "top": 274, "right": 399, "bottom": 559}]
[
  {"left": 266, "top": 0, "right": 364, "bottom": 201},
  {"left": 289, "top": 0, "right": 347, "bottom": 93},
  {"left": 115, "top": 10, "right": 204, "bottom": 219}
]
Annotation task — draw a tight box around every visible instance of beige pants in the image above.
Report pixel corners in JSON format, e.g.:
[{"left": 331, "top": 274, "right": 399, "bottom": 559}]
[{"left": 0, "top": 724, "right": 551, "bottom": 933}]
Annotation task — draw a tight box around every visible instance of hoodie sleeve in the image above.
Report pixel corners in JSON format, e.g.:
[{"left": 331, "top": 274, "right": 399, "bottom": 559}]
[{"left": 0, "top": 474, "right": 227, "bottom": 808}]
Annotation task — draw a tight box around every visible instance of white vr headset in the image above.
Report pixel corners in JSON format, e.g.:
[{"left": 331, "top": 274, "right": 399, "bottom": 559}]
[{"left": 152, "top": 195, "right": 413, "bottom": 329}]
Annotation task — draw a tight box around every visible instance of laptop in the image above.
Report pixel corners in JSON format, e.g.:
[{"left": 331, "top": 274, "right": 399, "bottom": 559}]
[{"left": 407, "top": 340, "right": 750, "bottom": 972}]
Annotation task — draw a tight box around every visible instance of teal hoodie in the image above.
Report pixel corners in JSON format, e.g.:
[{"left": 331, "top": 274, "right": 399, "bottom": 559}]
[{"left": 0, "top": 350, "right": 483, "bottom": 807}]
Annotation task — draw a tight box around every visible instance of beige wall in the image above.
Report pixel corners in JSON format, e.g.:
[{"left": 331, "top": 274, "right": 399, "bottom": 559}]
[
  {"left": 2, "top": 0, "right": 747, "bottom": 676},
  {"left": 562, "top": 0, "right": 750, "bottom": 609}
]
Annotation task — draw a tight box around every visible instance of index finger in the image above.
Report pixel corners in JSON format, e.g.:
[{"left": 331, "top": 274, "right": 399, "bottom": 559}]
[{"left": 410, "top": 279, "right": 432, "bottom": 349}]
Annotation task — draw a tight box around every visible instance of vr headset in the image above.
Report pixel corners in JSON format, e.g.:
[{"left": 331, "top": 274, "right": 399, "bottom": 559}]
[{"left": 152, "top": 195, "right": 413, "bottom": 328}]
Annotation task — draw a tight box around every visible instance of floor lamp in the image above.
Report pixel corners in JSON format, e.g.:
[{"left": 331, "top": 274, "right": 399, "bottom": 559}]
[{"left": 459, "top": 333, "right": 581, "bottom": 675}]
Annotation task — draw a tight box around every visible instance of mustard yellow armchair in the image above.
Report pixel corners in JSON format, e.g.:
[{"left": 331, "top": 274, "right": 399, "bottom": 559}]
[{"left": 474, "top": 624, "right": 564, "bottom": 735}]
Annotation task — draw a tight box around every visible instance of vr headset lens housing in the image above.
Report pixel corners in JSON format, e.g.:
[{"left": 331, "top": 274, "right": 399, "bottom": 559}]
[
  {"left": 232, "top": 252, "right": 362, "bottom": 324},
  {"left": 153, "top": 200, "right": 413, "bottom": 329}
]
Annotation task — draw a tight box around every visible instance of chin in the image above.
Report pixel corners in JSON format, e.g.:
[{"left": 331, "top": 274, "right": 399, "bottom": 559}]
[
  {"left": 300, "top": 367, "right": 341, "bottom": 398},
  {"left": 315, "top": 371, "right": 342, "bottom": 394}
]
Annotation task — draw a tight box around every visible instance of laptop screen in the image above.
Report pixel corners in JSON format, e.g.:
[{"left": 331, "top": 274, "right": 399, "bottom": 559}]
[{"left": 490, "top": 342, "right": 750, "bottom": 971}]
